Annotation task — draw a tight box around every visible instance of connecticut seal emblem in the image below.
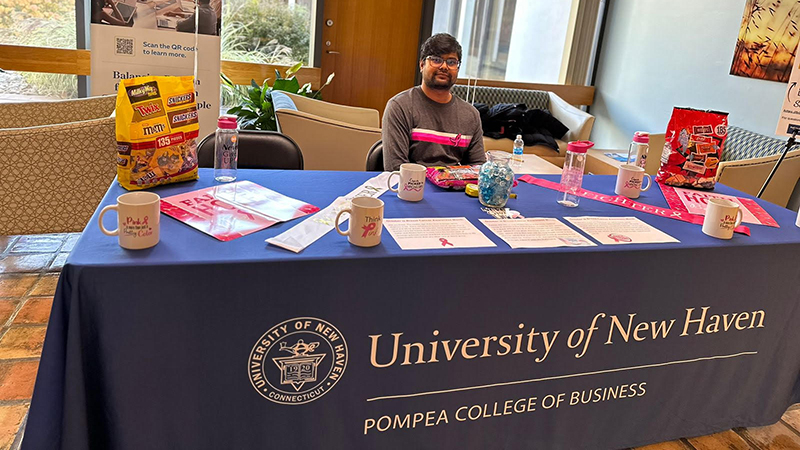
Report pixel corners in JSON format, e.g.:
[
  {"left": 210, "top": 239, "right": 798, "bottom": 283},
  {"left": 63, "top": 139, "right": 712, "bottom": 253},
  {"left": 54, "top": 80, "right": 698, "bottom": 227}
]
[{"left": 248, "top": 317, "right": 348, "bottom": 405}]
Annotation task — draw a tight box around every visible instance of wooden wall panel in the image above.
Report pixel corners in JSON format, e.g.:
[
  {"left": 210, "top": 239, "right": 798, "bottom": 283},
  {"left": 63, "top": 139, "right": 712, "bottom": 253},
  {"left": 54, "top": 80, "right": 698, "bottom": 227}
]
[
  {"left": 321, "top": 0, "right": 424, "bottom": 115},
  {"left": 0, "top": 45, "right": 91, "bottom": 76},
  {"left": 221, "top": 61, "right": 321, "bottom": 88}
]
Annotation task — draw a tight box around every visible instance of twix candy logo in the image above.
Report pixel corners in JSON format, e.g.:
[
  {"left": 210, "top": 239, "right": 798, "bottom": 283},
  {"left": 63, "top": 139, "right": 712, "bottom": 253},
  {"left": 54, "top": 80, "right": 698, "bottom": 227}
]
[{"left": 131, "top": 99, "right": 166, "bottom": 122}]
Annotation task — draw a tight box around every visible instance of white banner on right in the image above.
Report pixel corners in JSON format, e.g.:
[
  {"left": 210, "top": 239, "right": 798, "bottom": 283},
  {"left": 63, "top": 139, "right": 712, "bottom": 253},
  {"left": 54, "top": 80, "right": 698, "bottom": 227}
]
[{"left": 776, "top": 59, "right": 800, "bottom": 137}]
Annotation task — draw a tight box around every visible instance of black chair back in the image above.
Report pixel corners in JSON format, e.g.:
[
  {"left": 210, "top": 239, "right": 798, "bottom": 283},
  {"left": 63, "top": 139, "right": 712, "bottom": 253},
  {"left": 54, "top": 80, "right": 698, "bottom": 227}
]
[
  {"left": 197, "top": 130, "right": 304, "bottom": 170},
  {"left": 365, "top": 140, "right": 383, "bottom": 171}
]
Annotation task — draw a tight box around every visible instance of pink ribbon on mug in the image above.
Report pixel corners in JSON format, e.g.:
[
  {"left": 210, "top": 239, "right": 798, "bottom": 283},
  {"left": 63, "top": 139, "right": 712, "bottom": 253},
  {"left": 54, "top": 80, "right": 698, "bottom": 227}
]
[{"left": 361, "top": 222, "right": 377, "bottom": 238}]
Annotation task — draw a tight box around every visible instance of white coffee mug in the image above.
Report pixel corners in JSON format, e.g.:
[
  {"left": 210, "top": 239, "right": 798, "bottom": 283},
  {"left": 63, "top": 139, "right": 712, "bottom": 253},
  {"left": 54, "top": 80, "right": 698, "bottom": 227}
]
[
  {"left": 388, "top": 163, "right": 426, "bottom": 202},
  {"left": 615, "top": 164, "right": 652, "bottom": 199},
  {"left": 334, "top": 197, "right": 384, "bottom": 247},
  {"left": 98, "top": 192, "right": 161, "bottom": 249},
  {"left": 702, "top": 198, "right": 743, "bottom": 240}
]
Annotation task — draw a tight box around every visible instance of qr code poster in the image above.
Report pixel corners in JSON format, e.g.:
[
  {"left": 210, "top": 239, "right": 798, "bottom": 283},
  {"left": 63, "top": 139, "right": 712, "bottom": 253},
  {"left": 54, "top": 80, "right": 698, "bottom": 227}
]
[{"left": 115, "top": 37, "right": 135, "bottom": 57}]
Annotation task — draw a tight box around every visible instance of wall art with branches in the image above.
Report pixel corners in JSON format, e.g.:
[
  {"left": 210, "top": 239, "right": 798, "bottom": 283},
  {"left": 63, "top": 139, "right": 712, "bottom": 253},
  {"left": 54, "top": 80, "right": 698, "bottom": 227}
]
[{"left": 731, "top": 0, "right": 800, "bottom": 82}]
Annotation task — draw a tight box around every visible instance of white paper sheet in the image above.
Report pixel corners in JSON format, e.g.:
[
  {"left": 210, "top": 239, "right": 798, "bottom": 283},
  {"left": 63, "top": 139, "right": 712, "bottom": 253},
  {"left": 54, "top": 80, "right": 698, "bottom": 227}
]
[
  {"left": 479, "top": 218, "right": 596, "bottom": 249},
  {"left": 383, "top": 218, "right": 496, "bottom": 250},
  {"left": 266, "top": 172, "right": 392, "bottom": 253},
  {"left": 564, "top": 216, "right": 680, "bottom": 245}
]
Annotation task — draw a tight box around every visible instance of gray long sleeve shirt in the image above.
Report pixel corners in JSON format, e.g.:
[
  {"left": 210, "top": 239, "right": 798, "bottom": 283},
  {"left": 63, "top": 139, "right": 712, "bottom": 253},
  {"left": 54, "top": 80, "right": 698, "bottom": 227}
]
[{"left": 382, "top": 86, "right": 486, "bottom": 171}]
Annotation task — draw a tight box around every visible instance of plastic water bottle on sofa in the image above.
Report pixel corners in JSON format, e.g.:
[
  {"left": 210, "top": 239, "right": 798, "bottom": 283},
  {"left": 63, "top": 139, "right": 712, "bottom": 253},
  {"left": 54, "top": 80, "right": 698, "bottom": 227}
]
[
  {"left": 512, "top": 134, "right": 524, "bottom": 169},
  {"left": 215, "top": 116, "right": 238, "bottom": 182},
  {"left": 626, "top": 131, "right": 649, "bottom": 169},
  {"left": 558, "top": 141, "right": 594, "bottom": 207}
]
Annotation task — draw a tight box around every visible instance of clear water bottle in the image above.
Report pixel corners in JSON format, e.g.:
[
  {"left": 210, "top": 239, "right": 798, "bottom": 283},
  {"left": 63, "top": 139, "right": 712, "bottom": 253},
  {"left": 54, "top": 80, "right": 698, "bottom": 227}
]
[
  {"left": 626, "top": 131, "right": 650, "bottom": 169},
  {"left": 558, "top": 140, "right": 594, "bottom": 207},
  {"left": 512, "top": 134, "right": 524, "bottom": 169},
  {"left": 215, "top": 116, "right": 238, "bottom": 182}
]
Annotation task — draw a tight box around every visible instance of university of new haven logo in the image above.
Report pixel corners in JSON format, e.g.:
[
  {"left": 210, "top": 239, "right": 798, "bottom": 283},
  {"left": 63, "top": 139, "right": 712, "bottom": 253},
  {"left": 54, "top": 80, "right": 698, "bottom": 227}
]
[{"left": 248, "top": 317, "right": 348, "bottom": 405}]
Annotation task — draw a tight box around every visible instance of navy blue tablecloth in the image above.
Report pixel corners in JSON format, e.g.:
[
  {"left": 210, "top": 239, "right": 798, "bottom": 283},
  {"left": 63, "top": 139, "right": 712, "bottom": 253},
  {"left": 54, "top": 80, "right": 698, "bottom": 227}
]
[{"left": 24, "top": 169, "right": 800, "bottom": 450}]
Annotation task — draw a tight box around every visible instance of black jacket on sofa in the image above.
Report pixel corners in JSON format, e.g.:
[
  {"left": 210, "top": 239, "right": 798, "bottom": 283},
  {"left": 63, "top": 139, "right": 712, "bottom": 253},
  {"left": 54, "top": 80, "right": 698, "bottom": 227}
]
[{"left": 474, "top": 103, "right": 569, "bottom": 152}]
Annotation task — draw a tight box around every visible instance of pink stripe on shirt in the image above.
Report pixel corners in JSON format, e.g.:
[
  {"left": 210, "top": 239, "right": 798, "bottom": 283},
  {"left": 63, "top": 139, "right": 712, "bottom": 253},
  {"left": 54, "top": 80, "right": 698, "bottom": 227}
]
[{"left": 411, "top": 131, "right": 472, "bottom": 148}]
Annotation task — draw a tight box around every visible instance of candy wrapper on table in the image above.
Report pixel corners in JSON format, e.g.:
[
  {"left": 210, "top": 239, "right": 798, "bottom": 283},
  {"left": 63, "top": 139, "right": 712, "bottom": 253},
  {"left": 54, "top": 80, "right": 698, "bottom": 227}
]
[
  {"left": 115, "top": 75, "right": 200, "bottom": 190},
  {"left": 425, "top": 165, "right": 481, "bottom": 190},
  {"left": 656, "top": 107, "right": 728, "bottom": 190}
]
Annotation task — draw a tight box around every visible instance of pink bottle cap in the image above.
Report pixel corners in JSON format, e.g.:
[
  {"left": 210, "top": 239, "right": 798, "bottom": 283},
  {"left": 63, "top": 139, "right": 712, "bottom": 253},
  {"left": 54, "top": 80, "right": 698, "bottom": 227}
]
[
  {"left": 217, "top": 116, "right": 238, "bottom": 129},
  {"left": 567, "top": 140, "right": 594, "bottom": 154},
  {"left": 633, "top": 131, "right": 650, "bottom": 143}
]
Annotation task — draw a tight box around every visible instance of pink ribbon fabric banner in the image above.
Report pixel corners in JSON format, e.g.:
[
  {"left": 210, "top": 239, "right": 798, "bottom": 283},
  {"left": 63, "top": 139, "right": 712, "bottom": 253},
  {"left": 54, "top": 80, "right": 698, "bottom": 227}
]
[{"left": 518, "top": 175, "right": 751, "bottom": 236}]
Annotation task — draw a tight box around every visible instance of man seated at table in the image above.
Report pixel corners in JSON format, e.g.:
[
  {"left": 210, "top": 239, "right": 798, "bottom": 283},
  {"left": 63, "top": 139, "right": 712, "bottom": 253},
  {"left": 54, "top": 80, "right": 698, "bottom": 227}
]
[{"left": 382, "top": 33, "right": 486, "bottom": 172}]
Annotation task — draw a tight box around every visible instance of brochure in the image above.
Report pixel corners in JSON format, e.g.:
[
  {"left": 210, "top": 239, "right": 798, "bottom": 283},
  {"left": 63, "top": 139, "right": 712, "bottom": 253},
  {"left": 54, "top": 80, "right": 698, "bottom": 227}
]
[{"left": 160, "top": 181, "right": 320, "bottom": 241}]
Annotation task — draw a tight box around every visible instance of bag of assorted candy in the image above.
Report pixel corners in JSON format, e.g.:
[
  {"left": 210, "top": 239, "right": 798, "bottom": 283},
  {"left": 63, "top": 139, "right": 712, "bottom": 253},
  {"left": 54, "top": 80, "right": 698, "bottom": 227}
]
[
  {"left": 655, "top": 107, "right": 728, "bottom": 190},
  {"left": 115, "top": 75, "right": 200, "bottom": 190},
  {"left": 426, "top": 165, "right": 481, "bottom": 190}
]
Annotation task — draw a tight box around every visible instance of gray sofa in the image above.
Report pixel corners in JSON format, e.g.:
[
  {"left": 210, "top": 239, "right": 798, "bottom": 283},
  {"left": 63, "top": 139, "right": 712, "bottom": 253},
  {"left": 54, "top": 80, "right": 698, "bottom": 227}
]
[
  {"left": 451, "top": 85, "right": 594, "bottom": 160},
  {"left": 717, "top": 126, "right": 800, "bottom": 209}
]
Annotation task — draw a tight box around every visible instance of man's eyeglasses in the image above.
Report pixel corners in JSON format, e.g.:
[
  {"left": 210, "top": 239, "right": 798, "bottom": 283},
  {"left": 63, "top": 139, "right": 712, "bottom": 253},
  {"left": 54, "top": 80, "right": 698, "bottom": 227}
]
[{"left": 426, "top": 56, "right": 461, "bottom": 69}]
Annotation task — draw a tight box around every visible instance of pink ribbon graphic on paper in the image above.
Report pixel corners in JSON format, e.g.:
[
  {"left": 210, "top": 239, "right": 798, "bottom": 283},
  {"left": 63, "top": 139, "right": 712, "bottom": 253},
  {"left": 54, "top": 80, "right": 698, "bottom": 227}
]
[
  {"left": 440, "top": 238, "right": 454, "bottom": 247},
  {"left": 361, "top": 222, "right": 377, "bottom": 238}
]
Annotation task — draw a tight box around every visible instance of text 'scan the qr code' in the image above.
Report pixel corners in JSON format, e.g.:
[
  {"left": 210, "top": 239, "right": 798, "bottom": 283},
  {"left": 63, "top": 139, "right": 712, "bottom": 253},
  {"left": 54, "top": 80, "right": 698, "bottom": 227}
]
[{"left": 115, "top": 37, "right": 135, "bottom": 56}]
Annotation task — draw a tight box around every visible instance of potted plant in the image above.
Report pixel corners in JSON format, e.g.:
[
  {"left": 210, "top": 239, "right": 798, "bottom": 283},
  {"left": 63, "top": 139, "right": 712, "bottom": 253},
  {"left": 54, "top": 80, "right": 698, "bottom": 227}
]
[{"left": 221, "top": 63, "right": 334, "bottom": 131}]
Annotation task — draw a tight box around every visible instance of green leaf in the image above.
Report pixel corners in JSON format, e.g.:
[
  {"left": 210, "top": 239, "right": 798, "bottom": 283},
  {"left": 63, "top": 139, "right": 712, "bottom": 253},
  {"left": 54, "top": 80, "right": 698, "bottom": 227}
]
[
  {"left": 285, "top": 62, "right": 303, "bottom": 77},
  {"left": 255, "top": 113, "right": 276, "bottom": 131},
  {"left": 220, "top": 72, "right": 235, "bottom": 88},
  {"left": 273, "top": 77, "right": 300, "bottom": 94},
  {"left": 261, "top": 99, "right": 273, "bottom": 113},
  {"left": 226, "top": 106, "right": 243, "bottom": 115},
  {"left": 250, "top": 79, "right": 259, "bottom": 89},
  {"left": 248, "top": 87, "right": 261, "bottom": 106},
  {"left": 275, "top": 69, "right": 282, "bottom": 80},
  {"left": 238, "top": 109, "right": 258, "bottom": 119}
]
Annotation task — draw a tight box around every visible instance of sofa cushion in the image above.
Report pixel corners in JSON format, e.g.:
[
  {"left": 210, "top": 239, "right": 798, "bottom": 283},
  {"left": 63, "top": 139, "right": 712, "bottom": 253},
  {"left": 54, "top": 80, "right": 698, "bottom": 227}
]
[
  {"left": 451, "top": 85, "right": 550, "bottom": 111},
  {"left": 723, "top": 125, "right": 785, "bottom": 162}
]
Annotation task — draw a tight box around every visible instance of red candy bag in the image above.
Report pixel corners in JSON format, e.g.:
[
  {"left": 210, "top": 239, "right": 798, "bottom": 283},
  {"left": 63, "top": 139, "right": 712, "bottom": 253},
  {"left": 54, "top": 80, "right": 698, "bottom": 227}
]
[
  {"left": 656, "top": 107, "right": 728, "bottom": 190},
  {"left": 425, "top": 165, "right": 481, "bottom": 190}
]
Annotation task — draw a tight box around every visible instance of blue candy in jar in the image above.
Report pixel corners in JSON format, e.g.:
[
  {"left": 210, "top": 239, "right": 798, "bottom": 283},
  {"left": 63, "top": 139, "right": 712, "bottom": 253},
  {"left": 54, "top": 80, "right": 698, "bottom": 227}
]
[{"left": 478, "top": 151, "right": 515, "bottom": 208}]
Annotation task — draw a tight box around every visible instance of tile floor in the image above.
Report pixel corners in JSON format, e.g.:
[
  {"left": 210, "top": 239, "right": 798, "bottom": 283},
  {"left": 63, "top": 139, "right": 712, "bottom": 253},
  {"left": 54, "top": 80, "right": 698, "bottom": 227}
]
[{"left": 1, "top": 232, "right": 800, "bottom": 450}]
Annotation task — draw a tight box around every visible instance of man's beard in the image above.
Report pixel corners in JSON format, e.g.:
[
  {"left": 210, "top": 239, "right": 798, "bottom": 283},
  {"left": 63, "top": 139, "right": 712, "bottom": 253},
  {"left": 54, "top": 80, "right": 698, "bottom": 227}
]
[{"left": 423, "top": 70, "right": 454, "bottom": 91}]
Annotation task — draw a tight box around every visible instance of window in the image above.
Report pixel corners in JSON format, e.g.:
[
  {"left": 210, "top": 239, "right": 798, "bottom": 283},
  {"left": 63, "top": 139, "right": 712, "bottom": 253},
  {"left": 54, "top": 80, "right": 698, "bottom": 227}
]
[
  {"left": 0, "top": 71, "right": 78, "bottom": 100},
  {"left": 221, "top": 0, "right": 317, "bottom": 66},
  {"left": 432, "top": 0, "right": 574, "bottom": 84},
  {"left": 0, "top": 0, "right": 77, "bottom": 99}
]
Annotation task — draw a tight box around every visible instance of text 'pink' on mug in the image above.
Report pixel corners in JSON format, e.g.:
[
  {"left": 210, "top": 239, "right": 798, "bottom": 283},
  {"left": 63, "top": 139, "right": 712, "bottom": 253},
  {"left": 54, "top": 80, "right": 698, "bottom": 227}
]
[
  {"left": 98, "top": 192, "right": 161, "bottom": 249},
  {"left": 388, "top": 163, "right": 426, "bottom": 201},
  {"left": 702, "top": 198, "right": 742, "bottom": 240}
]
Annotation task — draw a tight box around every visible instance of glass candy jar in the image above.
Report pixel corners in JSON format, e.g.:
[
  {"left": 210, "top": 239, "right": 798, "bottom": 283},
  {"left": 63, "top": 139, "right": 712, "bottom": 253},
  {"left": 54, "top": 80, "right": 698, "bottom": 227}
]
[{"left": 478, "top": 151, "right": 515, "bottom": 208}]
